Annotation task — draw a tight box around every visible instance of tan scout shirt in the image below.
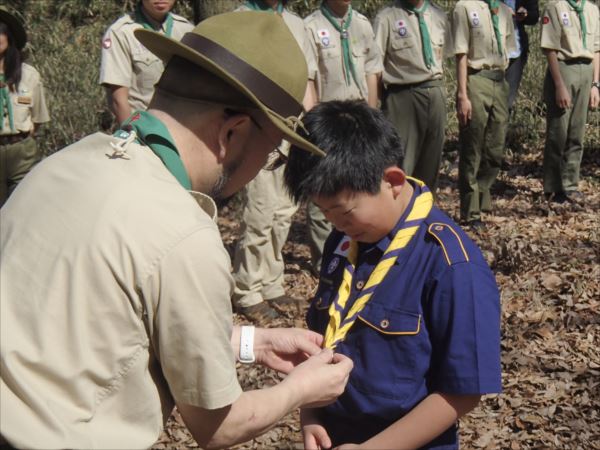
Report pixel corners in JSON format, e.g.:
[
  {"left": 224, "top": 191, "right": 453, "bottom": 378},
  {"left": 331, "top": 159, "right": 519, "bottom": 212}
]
[
  {"left": 541, "top": 0, "right": 600, "bottom": 61},
  {"left": 375, "top": 2, "right": 453, "bottom": 86},
  {"left": 0, "top": 133, "right": 241, "bottom": 448},
  {"left": 99, "top": 12, "right": 193, "bottom": 111},
  {"left": 453, "top": 0, "right": 518, "bottom": 70},
  {"left": 305, "top": 8, "right": 383, "bottom": 102},
  {"left": 0, "top": 63, "right": 49, "bottom": 135},
  {"left": 235, "top": 6, "right": 318, "bottom": 80}
]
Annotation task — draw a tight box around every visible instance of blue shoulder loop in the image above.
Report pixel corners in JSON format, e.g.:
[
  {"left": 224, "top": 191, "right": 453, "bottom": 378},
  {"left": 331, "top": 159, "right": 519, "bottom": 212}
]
[{"left": 427, "top": 222, "right": 469, "bottom": 265}]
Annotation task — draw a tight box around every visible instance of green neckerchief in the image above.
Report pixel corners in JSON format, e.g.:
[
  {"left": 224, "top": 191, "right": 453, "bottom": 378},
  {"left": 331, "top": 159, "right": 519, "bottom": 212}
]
[
  {"left": 0, "top": 74, "right": 15, "bottom": 132},
  {"left": 401, "top": 0, "right": 434, "bottom": 69},
  {"left": 243, "top": 0, "right": 284, "bottom": 13},
  {"left": 117, "top": 110, "right": 191, "bottom": 190},
  {"left": 566, "top": 0, "right": 587, "bottom": 49},
  {"left": 135, "top": 2, "right": 174, "bottom": 37},
  {"left": 320, "top": 2, "right": 360, "bottom": 89},
  {"left": 482, "top": 0, "right": 503, "bottom": 56}
]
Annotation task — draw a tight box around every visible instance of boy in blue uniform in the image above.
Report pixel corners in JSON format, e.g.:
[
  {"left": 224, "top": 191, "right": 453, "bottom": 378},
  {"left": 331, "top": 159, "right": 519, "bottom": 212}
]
[{"left": 284, "top": 100, "right": 502, "bottom": 449}]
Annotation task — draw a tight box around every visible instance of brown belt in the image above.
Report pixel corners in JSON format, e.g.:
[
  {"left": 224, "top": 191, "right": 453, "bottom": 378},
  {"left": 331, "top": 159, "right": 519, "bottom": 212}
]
[
  {"left": 0, "top": 132, "right": 30, "bottom": 145},
  {"left": 386, "top": 79, "right": 444, "bottom": 92}
]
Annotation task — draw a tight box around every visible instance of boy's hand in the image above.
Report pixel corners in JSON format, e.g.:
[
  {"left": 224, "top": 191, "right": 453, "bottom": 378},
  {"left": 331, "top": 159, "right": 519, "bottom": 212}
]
[
  {"left": 590, "top": 86, "right": 600, "bottom": 109},
  {"left": 253, "top": 327, "right": 323, "bottom": 374},
  {"left": 457, "top": 95, "right": 472, "bottom": 126},
  {"left": 302, "top": 408, "right": 333, "bottom": 450},
  {"left": 555, "top": 84, "right": 572, "bottom": 109}
]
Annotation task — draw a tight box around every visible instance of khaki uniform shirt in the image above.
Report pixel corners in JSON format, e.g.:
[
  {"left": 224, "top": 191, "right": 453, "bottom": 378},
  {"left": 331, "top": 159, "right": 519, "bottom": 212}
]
[
  {"left": 305, "top": 8, "right": 383, "bottom": 101},
  {"left": 235, "top": 6, "right": 318, "bottom": 80},
  {"left": 0, "top": 63, "right": 49, "bottom": 135},
  {"left": 375, "top": 2, "right": 453, "bottom": 85},
  {"left": 99, "top": 12, "right": 193, "bottom": 111},
  {"left": 453, "top": 0, "right": 518, "bottom": 70},
  {"left": 540, "top": 0, "right": 600, "bottom": 60},
  {"left": 0, "top": 133, "right": 241, "bottom": 448}
]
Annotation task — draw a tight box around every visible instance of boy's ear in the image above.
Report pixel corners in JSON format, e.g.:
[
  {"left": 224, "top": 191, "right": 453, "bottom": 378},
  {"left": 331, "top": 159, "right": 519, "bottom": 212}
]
[{"left": 383, "top": 166, "right": 406, "bottom": 195}]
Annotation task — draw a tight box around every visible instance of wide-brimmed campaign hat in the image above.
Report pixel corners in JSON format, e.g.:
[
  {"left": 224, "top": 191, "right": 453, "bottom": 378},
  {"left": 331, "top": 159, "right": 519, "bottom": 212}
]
[
  {"left": 0, "top": 7, "right": 27, "bottom": 50},
  {"left": 135, "top": 11, "right": 324, "bottom": 156}
]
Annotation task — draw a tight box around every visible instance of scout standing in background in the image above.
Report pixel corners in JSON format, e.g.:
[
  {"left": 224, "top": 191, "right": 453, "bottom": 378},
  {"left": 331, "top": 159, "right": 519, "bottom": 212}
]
[
  {"left": 0, "top": 7, "right": 49, "bottom": 207},
  {"left": 540, "top": 0, "right": 600, "bottom": 204},
  {"left": 453, "top": 0, "right": 516, "bottom": 229},
  {"left": 99, "top": 0, "right": 192, "bottom": 125},
  {"left": 304, "top": 0, "right": 383, "bottom": 270},
  {"left": 374, "top": 0, "right": 453, "bottom": 193},
  {"left": 232, "top": 0, "right": 319, "bottom": 322}
]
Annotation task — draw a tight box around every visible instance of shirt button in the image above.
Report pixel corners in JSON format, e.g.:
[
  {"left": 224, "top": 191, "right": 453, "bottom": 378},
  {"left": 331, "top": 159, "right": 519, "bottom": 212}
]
[
  {"left": 356, "top": 280, "right": 365, "bottom": 290},
  {"left": 380, "top": 319, "right": 390, "bottom": 329}
]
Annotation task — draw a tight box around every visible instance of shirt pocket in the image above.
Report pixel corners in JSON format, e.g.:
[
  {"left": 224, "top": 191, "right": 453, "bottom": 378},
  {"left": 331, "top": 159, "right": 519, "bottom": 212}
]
[
  {"left": 306, "top": 284, "right": 336, "bottom": 333},
  {"left": 131, "top": 50, "right": 162, "bottom": 89},
  {"left": 12, "top": 91, "right": 33, "bottom": 128},
  {"left": 348, "top": 303, "right": 425, "bottom": 401}
]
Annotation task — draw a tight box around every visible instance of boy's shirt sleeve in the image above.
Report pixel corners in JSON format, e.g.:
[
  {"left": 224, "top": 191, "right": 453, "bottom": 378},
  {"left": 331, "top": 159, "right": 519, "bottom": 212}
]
[
  {"left": 452, "top": 3, "right": 470, "bottom": 56},
  {"left": 540, "top": 5, "right": 561, "bottom": 52},
  {"left": 425, "top": 259, "right": 502, "bottom": 395}
]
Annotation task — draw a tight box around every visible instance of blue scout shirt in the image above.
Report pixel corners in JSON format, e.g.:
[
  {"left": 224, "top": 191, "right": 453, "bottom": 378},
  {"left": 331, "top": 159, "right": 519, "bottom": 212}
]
[{"left": 307, "top": 182, "right": 502, "bottom": 449}]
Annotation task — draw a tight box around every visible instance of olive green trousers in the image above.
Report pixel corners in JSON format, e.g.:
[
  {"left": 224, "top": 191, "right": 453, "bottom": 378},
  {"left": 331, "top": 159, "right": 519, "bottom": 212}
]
[{"left": 0, "top": 136, "right": 40, "bottom": 208}]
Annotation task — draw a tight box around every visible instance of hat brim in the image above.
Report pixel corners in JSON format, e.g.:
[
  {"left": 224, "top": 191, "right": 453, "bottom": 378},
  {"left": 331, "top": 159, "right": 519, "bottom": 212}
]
[
  {"left": 0, "top": 9, "right": 27, "bottom": 50},
  {"left": 135, "top": 29, "right": 324, "bottom": 156}
]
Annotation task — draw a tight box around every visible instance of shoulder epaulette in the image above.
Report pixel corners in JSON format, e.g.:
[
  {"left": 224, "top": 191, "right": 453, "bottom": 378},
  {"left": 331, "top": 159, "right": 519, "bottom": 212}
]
[
  {"left": 427, "top": 222, "right": 469, "bottom": 265},
  {"left": 354, "top": 11, "right": 370, "bottom": 22},
  {"left": 110, "top": 13, "right": 136, "bottom": 31}
]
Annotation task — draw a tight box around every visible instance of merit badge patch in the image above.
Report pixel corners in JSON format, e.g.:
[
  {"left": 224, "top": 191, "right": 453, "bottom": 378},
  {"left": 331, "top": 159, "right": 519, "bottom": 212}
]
[
  {"left": 327, "top": 257, "right": 340, "bottom": 274},
  {"left": 334, "top": 236, "right": 352, "bottom": 257},
  {"left": 560, "top": 11, "right": 570, "bottom": 26},
  {"left": 102, "top": 37, "right": 112, "bottom": 49},
  {"left": 469, "top": 11, "right": 481, "bottom": 27}
]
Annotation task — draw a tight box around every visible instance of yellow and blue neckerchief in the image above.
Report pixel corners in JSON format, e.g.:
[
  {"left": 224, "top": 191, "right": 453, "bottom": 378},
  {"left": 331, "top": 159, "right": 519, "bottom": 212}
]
[
  {"left": 115, "top": 110, "right": 192, "bottom": 190},
  {"left": 323, "top": 178, "right": 433, "bottom": 349}
]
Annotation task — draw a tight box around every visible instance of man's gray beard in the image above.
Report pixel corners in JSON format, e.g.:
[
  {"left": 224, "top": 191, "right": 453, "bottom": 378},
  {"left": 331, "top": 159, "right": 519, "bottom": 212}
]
[{"left": 209, "top": 159, "right": 241, "bottom": 207}]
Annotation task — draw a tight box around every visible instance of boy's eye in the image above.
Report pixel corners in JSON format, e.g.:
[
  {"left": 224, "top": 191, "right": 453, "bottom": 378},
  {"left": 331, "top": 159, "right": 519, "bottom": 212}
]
[{"left": 343, "top": 207, "right": 356, "bottom": 216}]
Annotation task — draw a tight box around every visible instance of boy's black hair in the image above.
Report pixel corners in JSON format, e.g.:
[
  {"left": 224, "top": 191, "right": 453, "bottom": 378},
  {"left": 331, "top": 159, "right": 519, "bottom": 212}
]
[
  {"left": 0, "top": 23, "right": 23, "bottom": 91},
  {"left": 284, "top": 100, "right": 405, "bottom": 203}
]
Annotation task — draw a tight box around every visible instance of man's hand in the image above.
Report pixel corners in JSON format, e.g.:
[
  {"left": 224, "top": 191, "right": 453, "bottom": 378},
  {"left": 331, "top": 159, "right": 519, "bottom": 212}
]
[
  {"left": 283, "top": 349, "right": 353, "bottom": 408},
  {"left": 457, "top": 94, "right": 472, "bottom": 127},
  {"left": 253, "top": 327, "right": 323, "bottom": 373},
  {"left": 301, "top": 408, "right": 332, "bottom": 450},
  {"left": 555, "top": 84, "right": 572, "bottom": 109},
  {"left": 590, "top": 86, "right": 600, "bottom": 109}
]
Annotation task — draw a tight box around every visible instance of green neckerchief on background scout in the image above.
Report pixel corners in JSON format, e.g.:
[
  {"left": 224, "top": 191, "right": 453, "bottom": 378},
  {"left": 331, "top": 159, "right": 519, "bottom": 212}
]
[
  {"left": 243, "top": 0, "right": 284, "bottom": 14},
  {"left": 566, "top": 0, "right": 587, "bottom": 49},
  {"left": 135, "top": 2, "right": 174, "bottom": 36},
  {"left": 323, "top": 178, "right": 433, "bottom": 349},
  {"left": 482, "top": 0, "right": 503, "bottom": 56},
  {"left": 320, "top": 2, "right": 360, "bottom": 89},
  {"left": 116, "top": 110, "right": 192, "bottom": 190},
  {"left": 401, "top": 0, "right": 434, "bottom": 69},
  {"left": 0, "top": 74, "right": 15, "bottom": 132}
]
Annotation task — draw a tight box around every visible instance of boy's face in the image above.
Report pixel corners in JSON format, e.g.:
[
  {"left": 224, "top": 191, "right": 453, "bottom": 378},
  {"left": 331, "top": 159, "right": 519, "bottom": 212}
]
[{"left": 314, "top": 181, "right": 400, "bottom": 244}]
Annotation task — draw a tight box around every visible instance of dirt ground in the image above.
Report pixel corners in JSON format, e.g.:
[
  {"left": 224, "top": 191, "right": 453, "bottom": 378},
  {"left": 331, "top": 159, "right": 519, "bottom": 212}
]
[{"left": 153, "top": 141, "right": 599, "bottom": 450}]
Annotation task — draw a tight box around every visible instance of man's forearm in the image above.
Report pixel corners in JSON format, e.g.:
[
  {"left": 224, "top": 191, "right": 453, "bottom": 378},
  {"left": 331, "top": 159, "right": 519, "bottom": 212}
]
[
  {"left": 105, "top": 85, "right": 132, "bottom": 125},
  {"left": 360, "top": 393, "right": 481, "bottom": 450},
  {"left": 456, "top": 54, "right": 468, "bottom": 99},
  {"left": 366, "top": 73, "right": 381, "bottom": 108},
  {"left": 593, "top": 52, "right": 599, "bottom": 83}
]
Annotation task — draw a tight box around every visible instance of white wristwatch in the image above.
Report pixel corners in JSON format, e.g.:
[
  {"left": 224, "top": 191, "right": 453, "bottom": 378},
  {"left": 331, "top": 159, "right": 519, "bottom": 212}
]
[{"left": 239, "top": 325, "right": 256, "bottom": 364}]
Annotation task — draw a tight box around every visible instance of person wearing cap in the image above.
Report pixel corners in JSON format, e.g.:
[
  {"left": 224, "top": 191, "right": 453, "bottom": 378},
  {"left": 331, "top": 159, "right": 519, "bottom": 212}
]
[
  {"left": 231, "top": 0, "right": 319, "bottom": 322},
  {"left": 0, "top": 12, "right": 353, "bottom": 449},
  {"left": 0, "top": 7, "right": 49, "bottom": 207},
  {"left": 99, "top": 0, "right": 193, "bottom": 125},
  {"left": 540, "top": 0, "right": 600, "bottom": 204},
  {"left": 453, "top": 0, "right": 517, "bottom": 229},
  {"left": 304, "top": 0, "right": 384, "bottom": 276},
  {"left": 374, "top": 0, "right": 453, "bottom": 194}
]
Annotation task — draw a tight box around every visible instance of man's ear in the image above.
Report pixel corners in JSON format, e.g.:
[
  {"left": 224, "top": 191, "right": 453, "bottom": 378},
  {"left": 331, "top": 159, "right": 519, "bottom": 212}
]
[
  {"left": 216, "top": 112, "right": 253, "bottom": 162},
  {"left": 382, "top": 166, "right": 406, "bottom": 197}
]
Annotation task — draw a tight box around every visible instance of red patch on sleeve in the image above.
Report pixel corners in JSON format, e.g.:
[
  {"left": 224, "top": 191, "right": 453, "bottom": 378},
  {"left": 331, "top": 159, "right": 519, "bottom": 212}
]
[
  {"left": 102, "top": 38, "right": 112, "bottom": 49},
  {"left": 341, "top": 241, "right": 350, "bottom": 251},
  {"left": 542, "top": 16, "right": 550, "bottom": 25}
]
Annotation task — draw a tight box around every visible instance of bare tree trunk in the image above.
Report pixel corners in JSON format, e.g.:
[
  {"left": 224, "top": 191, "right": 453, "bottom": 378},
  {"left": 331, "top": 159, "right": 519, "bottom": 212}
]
[{"left": 197, "top": 0, "right": 245, "bottom": 21}]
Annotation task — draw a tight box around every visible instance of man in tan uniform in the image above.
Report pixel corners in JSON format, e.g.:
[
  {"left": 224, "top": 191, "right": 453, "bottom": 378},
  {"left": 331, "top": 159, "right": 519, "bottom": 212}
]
[
  {"left": 0, "top": 7, "right": 49, "bottom": 206},
  {"left": 99, "top": 0, "right": 193, "bottom": 124},
  {"left": 375, "top": 0, "right": 453, "bottom": 192},
  {"left": 0, "top": 13, "right": 353, "bottom": 449},
  {"left": 453, "top": 0, "right": 516, "bottom": 228},
  {"left": 232, "top": 0, "right": 319, "bottom": 321},
  {"left": 304, "top": 0, "right": 383, "bottom": 274},
  {"left": 540, "top": 0, "right": 600, "bottom": 203}
]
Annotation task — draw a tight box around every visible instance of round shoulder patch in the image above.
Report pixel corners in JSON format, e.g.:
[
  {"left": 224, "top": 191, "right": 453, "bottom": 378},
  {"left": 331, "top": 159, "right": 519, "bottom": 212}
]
[{"left": 102, "top": 37, "right": 112, "bottom": 49}]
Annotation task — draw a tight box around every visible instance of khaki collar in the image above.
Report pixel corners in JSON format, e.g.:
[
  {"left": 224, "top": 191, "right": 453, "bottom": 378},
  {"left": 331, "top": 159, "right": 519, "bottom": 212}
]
[{"left": 189, "top": 191, "right": 218, "bottom": 222}]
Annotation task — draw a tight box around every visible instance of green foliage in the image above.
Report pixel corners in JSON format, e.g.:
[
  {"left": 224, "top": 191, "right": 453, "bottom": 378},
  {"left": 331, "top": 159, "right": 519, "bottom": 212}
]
[{"left": 11, "top": 0, "right": 600, "bottom": 155}]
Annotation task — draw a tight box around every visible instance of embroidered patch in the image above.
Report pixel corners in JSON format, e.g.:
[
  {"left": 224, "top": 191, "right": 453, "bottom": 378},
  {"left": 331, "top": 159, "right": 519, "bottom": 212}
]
[
  {"left": 542, "top": 15, "right": 550, "bottom": 25},
  {"left": 398, "top": 26, "right": 408, "bottom": 37},
  {"left": 469, "top": 10, "right": 481, "bottom": 28},
  {"left": 560, "top": 11, "right": 570, "bottom": 26},
  {"left": 17, "top": 96, "right": 32, "bottom": 105},
  {"left": 334, "top": 236, "right": 351, "bottom": 257},
  {"left": 322, "top": 36, "right": 330, "bottom": 46},
  {"left": 318, "top": 28, "right": 331, "bottom": 47},
  {"left": 327, "top": 257, "right": 340, "bottom": 274},
  {"left": 102, "top": 37, "right": 112, "bottom": 49}
]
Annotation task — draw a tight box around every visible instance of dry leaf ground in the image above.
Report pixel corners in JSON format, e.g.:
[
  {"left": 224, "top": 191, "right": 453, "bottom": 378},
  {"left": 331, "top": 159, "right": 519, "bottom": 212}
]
[{"left": 154, "top": 138, "right": 599, "bottom": 450}]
